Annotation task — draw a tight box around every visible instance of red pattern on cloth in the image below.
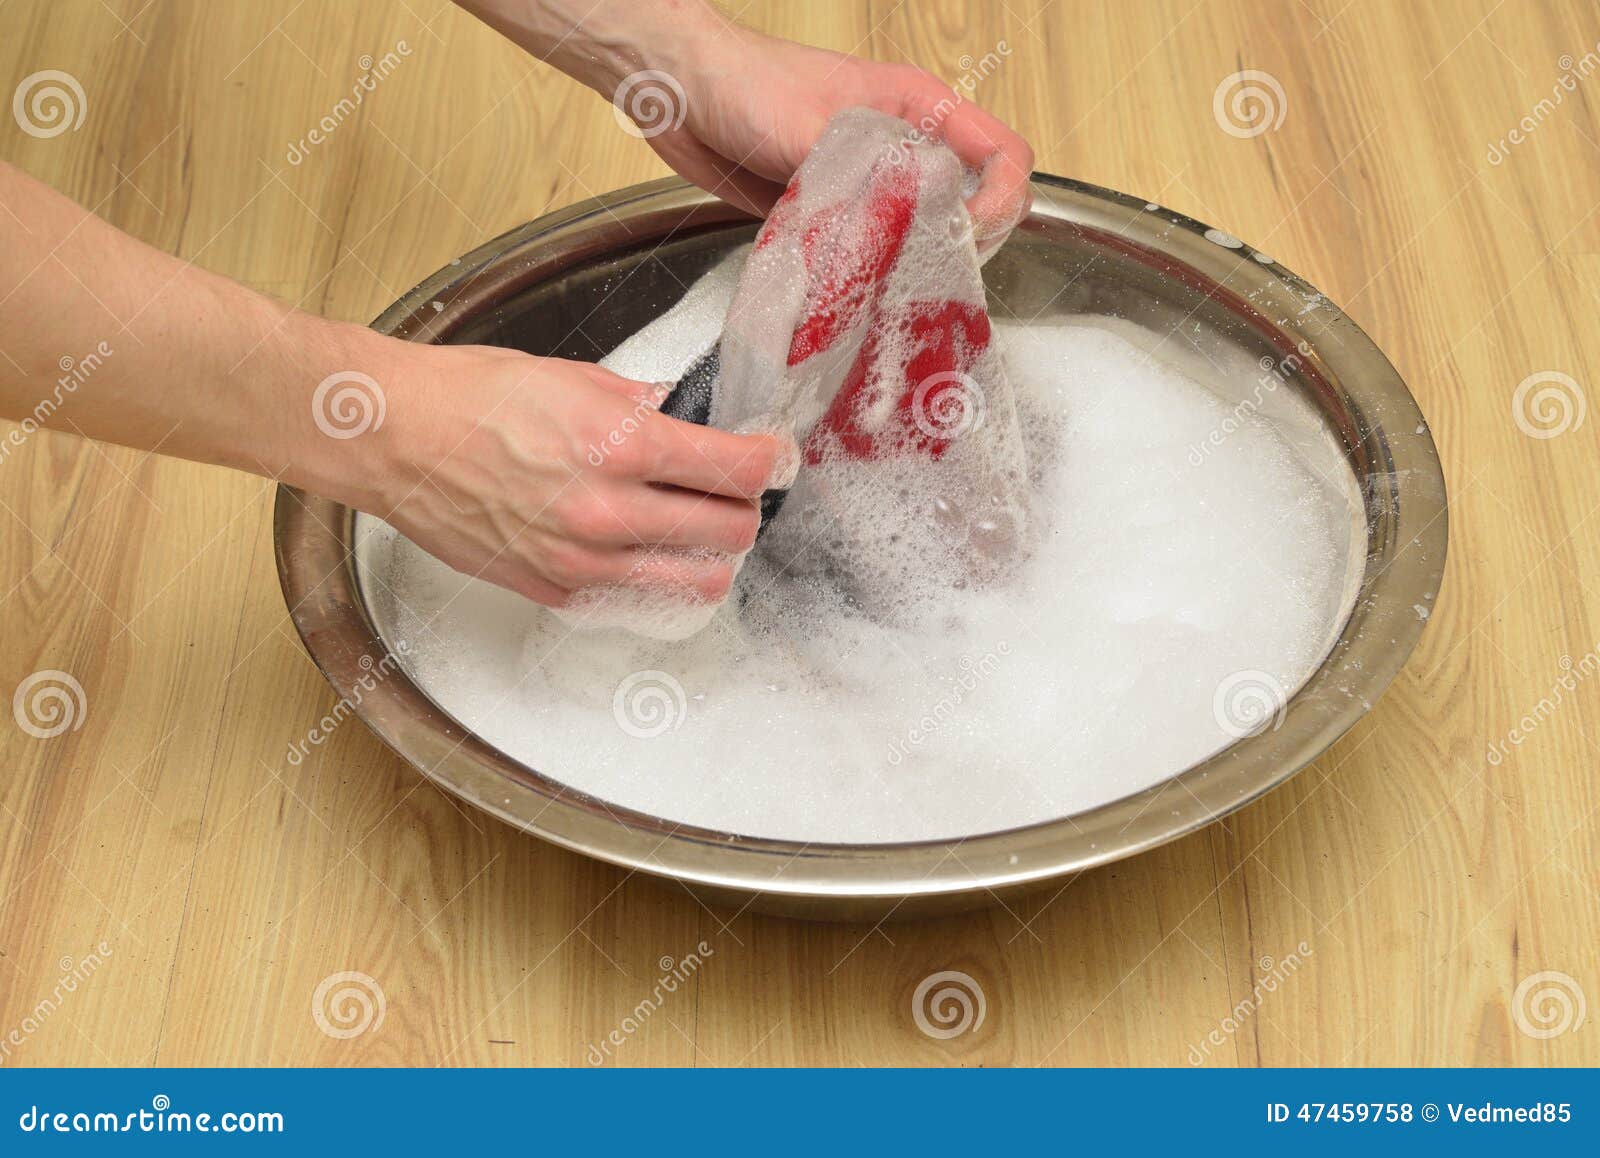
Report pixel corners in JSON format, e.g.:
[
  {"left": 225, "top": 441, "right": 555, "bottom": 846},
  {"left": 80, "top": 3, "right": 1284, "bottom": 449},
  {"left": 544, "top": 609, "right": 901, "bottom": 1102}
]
[
  {"left": 742, "top": 154, "right": 999, "bottom": 467},
  {"left": 811, "top": 299, "right": 993, "bottom": 463},
  {"left": 779, "top": 167, "right": 917, "bottom": 368},
  {"left": 705, "top": 107, "right": 1029, "bottom": 618}
]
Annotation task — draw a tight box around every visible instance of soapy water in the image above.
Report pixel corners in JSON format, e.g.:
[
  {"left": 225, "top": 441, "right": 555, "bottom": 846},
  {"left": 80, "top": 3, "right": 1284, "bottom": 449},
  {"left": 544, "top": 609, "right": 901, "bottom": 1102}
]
[{"left": 356, "top": 260, "right": 1358, "bottom": 842}]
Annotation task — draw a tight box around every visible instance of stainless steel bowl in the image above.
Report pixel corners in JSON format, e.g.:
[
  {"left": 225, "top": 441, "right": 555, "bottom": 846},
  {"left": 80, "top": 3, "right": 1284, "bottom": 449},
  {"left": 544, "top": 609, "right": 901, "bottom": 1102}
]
[{"left": 274, "top": 175, "right": 1447, "bottom": 920}]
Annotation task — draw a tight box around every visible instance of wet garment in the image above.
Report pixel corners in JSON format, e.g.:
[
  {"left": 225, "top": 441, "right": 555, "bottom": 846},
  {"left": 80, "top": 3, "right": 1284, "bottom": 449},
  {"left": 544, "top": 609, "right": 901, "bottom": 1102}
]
[
  {"left": 613, "top": 106, "right": 1032, "bottom": 637},
  {"left": 666, "top": 107, "right": 1024, "bottom": 540}
]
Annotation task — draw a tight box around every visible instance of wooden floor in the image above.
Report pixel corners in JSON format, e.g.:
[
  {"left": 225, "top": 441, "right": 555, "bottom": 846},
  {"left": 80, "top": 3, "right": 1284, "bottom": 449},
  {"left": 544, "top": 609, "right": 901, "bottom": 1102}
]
[{"left": 2, "top": 0, "right": 1598, "bottom": 1067}]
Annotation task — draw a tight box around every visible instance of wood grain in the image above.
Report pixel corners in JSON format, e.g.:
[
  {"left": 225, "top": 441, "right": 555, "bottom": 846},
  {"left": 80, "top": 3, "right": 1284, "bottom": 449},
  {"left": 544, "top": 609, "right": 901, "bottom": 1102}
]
[{"left": 2, "top": 0, "right": 1598, "bottom": 1066}]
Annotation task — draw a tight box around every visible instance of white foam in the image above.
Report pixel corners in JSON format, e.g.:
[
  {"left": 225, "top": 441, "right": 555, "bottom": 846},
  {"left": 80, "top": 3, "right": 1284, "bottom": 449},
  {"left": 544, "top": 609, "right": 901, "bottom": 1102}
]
[{"left": 356, "top": 286, "right": 1357, "bottom": 843}]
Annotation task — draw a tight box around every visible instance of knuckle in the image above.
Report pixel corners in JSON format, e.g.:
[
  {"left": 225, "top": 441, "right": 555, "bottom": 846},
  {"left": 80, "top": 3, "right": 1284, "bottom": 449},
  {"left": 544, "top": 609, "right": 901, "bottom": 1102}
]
[
  {"left": 577, "top": 405, "right": 648, "bottom": 475},
  {"left": 751, "top": 440, "right": 780, "bottom": 488},
  {"left": 738, "top": 452, "right": 773, "bottom": 497},
  {"left": 911, "top": 68, "right": 954, "bottom": 102},
  {"left": 527, "top": 582, "right": 571, "bottom": 609},
  {"left": 607, "top": 426, "right": 652, "bottom": 475},
  {"left": 641, "top": 417, "right": 685, "bottom": 475},
  {"left": 725, "top": 507, "right": 760, "bottom": 552},
  {"left": 699, "top": 562, "right": 735, "bottom": 601},
  {"left": 566, "top": 425, "right": 610, "bottom": 474},
  {"left": 481, "top": 559, "right": 558, "bottom": 607},
  {"left": 540, "top": 542, "right": 595, "bottom": 588},
  {"left": 714, "top": 440, "right": 764, "bottom": 497},
  {"left": 566, "top": 497, "right": 625, "bottom": 542},
  {"left": 591, "top": 418, "right": 648, "bottom": 477},
  {"left": 547, "top": 491, "right": 589, "bottom": 534}
]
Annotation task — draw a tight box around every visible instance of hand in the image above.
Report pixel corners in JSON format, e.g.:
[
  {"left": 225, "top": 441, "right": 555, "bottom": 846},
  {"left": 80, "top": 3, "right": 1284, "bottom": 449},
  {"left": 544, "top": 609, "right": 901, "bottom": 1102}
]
[
  {"left": 623, "top": 10, "right": 1035, "bottom": 254},
  {"left": 456, "top": 1, "right": 1034, "bottom": 254},
  {"left": 348, "top": 341, "right": 782, "bottom": 609}
]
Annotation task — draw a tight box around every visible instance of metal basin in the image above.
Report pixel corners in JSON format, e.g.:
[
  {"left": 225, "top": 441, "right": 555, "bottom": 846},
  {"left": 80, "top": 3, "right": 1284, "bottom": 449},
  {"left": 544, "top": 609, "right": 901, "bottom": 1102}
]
[{"left": 274, "top": 175, "right": 1447, "bottom": 920}]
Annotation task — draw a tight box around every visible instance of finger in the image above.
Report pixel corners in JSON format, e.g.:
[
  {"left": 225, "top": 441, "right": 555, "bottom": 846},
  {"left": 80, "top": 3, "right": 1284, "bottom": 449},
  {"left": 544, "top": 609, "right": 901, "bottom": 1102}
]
[
  {"left": 560, "top": 546, "right": 737, "bottom": 604},
  {"left": 579, "top": 481, "right": 762, "bottom": 554},
  {"left": 478, "top": 562, "right": 572, "bottom": 610},
  {"left": 578, "top": 365, "right": 672, "bottom": 408},
  {"left": 615, "top": 546, "right": 738, "bottom": 603},
  {"left": 397, "top": 516, "right": 575, "bottom": 608},
  {"left": 936, "top": 103, "right": 1035, "bottom": 247},
  {"left": 640, "top": 415, "right": 781, "bottom": 500}
]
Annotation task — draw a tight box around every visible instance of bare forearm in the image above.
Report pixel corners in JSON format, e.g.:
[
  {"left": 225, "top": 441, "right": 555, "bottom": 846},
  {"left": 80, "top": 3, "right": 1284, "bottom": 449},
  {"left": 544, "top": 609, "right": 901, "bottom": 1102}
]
[
  {"left": 451, "top": 0, "right": 724, "bottom": 91},
  {"left": 0, "top": 161, "right": 397, "bottom": 505}
]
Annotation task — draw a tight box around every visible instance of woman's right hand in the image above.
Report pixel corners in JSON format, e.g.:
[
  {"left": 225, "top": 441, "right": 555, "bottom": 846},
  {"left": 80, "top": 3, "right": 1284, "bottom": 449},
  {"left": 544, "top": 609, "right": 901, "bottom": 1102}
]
[{"left": 337, "top": 341, "right": 782, "bottom": 609}]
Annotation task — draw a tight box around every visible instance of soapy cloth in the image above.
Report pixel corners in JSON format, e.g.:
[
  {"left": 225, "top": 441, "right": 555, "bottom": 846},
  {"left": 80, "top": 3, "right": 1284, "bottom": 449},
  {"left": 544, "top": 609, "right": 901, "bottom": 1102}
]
[{"left": 564, "top": 106, "right": 1032, "bottom": 638}]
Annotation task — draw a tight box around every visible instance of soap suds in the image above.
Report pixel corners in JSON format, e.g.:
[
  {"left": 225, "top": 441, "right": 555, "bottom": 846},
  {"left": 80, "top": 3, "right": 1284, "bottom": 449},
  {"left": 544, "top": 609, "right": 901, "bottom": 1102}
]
[{"left": 357, "top": 278, "right": 1355, "bottom": 843}]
